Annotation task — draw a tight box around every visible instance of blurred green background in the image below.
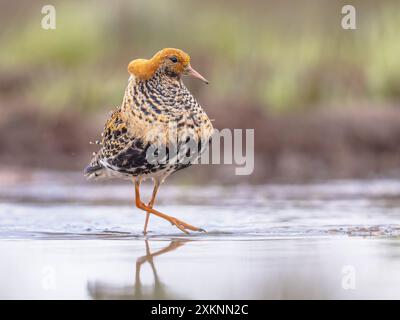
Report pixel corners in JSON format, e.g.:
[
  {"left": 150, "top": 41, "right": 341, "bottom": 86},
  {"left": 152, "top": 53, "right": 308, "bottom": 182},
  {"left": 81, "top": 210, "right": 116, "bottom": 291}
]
[{"left": 1, "top": 0, "right": 400, "bottom": 183}]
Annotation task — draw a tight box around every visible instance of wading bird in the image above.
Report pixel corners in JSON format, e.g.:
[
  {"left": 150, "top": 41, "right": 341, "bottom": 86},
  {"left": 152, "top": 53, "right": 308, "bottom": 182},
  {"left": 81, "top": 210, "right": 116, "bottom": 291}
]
[{"left": 85, "top": 48, "right": 213, "bottom": 234}]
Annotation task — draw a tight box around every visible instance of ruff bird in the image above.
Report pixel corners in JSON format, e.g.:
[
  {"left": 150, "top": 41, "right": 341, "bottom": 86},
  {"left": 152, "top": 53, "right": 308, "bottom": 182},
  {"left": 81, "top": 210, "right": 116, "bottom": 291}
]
[{"left": 85, "top": 48, "right": 214, "bottom": 234}]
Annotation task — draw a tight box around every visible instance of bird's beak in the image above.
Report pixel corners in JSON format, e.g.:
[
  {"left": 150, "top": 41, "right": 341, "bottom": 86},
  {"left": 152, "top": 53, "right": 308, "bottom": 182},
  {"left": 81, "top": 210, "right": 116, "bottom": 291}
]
[{"left": 185, "top": 65, "right": 209, "bottom": 84}]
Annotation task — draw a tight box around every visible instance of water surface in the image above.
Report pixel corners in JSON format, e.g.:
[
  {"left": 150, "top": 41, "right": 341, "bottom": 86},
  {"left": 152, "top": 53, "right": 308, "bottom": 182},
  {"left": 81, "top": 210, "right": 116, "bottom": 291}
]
[{"left": 0, "top": 174, "right": 399, "bottom": 299}]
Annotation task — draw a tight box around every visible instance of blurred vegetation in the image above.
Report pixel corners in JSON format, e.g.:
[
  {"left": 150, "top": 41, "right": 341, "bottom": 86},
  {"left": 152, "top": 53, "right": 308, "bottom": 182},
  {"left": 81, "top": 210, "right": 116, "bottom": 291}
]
[{"left": 1, "top": 0, "right": 400, "bottom": 114}]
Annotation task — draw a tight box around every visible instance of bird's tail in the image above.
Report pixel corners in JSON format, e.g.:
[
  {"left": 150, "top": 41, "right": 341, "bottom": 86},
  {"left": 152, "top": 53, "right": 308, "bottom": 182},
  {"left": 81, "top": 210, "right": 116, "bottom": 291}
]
[{"left": 84, "top": 159, "right": 105, "bottom": 179}]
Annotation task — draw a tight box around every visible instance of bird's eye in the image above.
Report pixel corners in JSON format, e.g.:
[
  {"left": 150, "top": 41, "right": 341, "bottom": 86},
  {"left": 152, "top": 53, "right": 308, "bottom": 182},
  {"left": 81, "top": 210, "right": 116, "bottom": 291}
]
[{"left": 169, "top": 56, "right": 178, "bottom": 63}]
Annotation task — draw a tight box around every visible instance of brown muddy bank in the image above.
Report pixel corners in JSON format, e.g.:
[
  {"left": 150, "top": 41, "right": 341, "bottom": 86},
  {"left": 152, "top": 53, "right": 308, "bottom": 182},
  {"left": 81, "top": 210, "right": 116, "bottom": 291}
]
[{"left": 1, "top": 100, "right": 400, "bottom": 184}]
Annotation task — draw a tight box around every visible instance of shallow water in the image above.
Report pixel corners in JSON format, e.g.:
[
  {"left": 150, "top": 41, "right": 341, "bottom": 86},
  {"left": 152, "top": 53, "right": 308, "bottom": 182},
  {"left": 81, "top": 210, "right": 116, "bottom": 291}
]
[{"left": 0, "top": 174, "right": 399, "bottom": 299}]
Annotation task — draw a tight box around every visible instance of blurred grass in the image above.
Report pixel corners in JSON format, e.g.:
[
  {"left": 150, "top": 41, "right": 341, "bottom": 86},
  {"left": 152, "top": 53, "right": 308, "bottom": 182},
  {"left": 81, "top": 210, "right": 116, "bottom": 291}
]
[{"left": 0, "top": 0, "right": 400, "bottom": 114}]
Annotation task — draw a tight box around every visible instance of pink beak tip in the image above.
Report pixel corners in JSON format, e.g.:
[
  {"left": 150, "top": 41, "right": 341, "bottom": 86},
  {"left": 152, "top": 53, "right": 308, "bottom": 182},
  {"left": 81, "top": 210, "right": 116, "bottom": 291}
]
[{"left": 187, "top": 65, "right": 209, "bottom": 84}]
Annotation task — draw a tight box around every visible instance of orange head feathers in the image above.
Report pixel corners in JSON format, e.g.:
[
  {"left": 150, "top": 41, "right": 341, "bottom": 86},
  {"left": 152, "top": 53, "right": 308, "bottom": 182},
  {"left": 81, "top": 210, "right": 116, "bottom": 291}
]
[{"left": 128, "top": 48, "right": 208, "bottom": 84}]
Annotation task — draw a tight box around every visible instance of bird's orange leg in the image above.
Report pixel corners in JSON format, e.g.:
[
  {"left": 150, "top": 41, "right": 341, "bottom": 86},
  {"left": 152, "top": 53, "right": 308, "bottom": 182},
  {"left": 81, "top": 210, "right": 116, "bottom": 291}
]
[
  {"left": 143, "top": 180, "right": 160, "bottom": 235},
  {"left": 134, "top": 180, "right": 205, "bottom": 234}
]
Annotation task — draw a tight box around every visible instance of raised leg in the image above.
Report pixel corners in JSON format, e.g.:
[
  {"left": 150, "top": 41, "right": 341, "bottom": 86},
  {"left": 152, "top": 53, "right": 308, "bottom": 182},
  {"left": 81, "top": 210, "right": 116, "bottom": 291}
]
[{"left": 134, "top": 180, "right": 205, "bottom": 234}]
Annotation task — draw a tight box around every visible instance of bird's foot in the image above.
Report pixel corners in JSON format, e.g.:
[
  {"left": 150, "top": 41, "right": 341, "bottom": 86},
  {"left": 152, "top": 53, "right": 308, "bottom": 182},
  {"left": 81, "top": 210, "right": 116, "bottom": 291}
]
[
  {"left": 136, "top": 200, "right": 205, "bottom": 235},
  {"left": 169, "top": 217, "right": 206, "bottom": 234}
]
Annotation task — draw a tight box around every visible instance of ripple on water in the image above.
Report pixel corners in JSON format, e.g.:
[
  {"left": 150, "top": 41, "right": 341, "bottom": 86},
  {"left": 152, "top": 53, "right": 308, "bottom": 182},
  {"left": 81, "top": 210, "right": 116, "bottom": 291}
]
[{"left": 0, "top": 224, "right": 399, "bottom": 241}]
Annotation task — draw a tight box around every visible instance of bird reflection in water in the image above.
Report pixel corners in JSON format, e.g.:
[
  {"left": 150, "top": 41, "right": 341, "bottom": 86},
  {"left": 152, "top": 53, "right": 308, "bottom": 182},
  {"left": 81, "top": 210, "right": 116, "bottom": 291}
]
[{"left": 88, "top": 239, "right": 188, "bottom": 299}]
